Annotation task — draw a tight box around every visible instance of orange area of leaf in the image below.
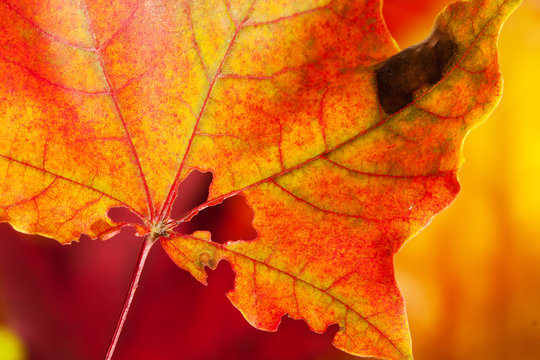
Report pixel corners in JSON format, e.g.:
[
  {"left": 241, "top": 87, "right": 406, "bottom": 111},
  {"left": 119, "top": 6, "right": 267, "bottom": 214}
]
[{"left": 0, "top": 0, "right": 521, "bottom": 358}]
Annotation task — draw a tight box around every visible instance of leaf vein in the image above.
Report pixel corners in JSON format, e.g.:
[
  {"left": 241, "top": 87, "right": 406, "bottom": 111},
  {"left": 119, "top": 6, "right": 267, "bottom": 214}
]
[
  {"left": 186, "top": 0, "right": 209, "bottom": 80},
  {"left": 80, "top": 0, "right": 155, "bottom": 220},
  {"left": 270, "top": 179, "right": 405, "bottom": 222},
  {"left": 0, "top": 153, "right": 143, "bottom": 219},
  {"left": 0, "top": 0, "right": 96, "bottom": 51},
  {"left": 97, "top": 0, "right": 141, "bottom": 51},
  {"left": 172, "top": 234, "right": 405, "bottom": 356},
  {"left": 0, "top": 52, "right": 110, "bottom": 96}
]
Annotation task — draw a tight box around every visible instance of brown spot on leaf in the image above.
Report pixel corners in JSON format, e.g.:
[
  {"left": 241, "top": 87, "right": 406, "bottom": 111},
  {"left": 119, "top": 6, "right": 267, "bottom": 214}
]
[
  {"left": 198, "top": 252, "right": 216, "bottom": 269},
  {"left": 376, "top": 27, "right": 458, "bottom": 115}
]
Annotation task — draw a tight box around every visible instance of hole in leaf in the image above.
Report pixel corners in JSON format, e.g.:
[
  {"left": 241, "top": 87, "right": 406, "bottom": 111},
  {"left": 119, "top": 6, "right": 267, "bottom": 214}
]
[
  {"left": 170, "top": 170, "right": 213, "bottom": 219},
  {"left": 176, "top": 195, "right": 257, "bottom": 244},
  {"left": 206, "top": 259, "right": 235, "bottom": 294},
  {"left": 172, "top": 171, "right": 257, "bottom": 244},
  {"left": 107, "top": 207, "right": 144, "bottom": 225}
]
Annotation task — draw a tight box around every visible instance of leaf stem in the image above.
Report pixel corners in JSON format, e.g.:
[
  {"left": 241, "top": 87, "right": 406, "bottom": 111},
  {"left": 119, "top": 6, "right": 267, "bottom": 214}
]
[{"left": 104, "top": 234, "right": 157, "bottom": 360}]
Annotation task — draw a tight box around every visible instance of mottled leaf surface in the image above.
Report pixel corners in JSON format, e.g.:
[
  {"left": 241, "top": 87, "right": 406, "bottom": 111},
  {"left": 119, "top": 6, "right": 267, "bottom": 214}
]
[{"left": 0, "top": 0, "right": 520, "bottom": 358}]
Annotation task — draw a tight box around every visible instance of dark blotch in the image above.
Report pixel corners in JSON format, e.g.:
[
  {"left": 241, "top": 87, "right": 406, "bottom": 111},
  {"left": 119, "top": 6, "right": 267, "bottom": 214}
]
[{"left": 376, "top": 27, "right": 458, "bottom": 115}]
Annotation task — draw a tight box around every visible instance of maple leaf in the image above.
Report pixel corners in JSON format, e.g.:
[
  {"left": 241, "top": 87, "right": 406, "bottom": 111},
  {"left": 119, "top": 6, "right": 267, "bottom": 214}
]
[{"left": 0, "top": 0, "right": 520, "bottom": 359}]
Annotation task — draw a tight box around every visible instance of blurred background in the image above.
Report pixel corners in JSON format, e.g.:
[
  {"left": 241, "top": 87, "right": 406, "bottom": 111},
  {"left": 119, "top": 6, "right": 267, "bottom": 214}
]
[{"left": 1, "top": 0, "right": 539, "bottom": 359}]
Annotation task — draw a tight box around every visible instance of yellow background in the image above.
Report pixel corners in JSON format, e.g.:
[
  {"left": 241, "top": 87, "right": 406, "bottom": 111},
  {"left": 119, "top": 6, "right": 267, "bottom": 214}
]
[{"left": 391, "top": 0, "right": 540, "bottom": 359}]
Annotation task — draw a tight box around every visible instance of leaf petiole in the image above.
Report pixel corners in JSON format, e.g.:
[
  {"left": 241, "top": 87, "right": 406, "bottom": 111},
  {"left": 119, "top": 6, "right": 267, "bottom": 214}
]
[{"left": 104, "top": 234, "right": 158, "bottom": 360}]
